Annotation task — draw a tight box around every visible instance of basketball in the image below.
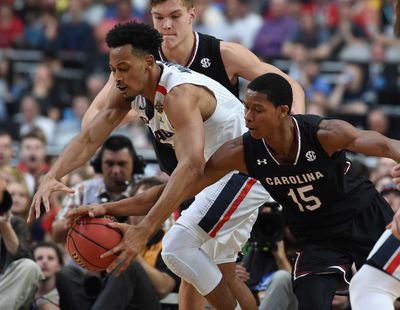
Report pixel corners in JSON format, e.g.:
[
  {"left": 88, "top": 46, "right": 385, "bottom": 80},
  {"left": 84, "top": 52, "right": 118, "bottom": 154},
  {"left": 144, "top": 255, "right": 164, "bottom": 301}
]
[{"left": 66, "top": 215, "right": 122, "bottom": 272}]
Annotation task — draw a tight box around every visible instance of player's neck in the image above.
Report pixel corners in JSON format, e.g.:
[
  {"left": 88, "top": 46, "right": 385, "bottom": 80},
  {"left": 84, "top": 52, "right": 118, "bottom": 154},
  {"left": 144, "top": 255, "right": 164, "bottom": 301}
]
[
  {"left": 160, "top": 32, "right": 196, "bottom": 67},
  {"left": 264, "top": 117, "right": 296, "bottom": 161},
  {"left": 143, "top": 64, "right": 162, "bottom": 103}
]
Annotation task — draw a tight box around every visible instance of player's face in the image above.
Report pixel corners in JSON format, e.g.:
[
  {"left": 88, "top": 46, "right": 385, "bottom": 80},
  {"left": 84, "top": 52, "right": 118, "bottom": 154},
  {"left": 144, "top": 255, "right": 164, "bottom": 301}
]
[
  {"left": 109, "top": 45, "right": 151, "bottom": 101},
  {"left": 101, "top": 148, "right": 133, "bottom": 193},
  {"left": 151, "top": 0, "right": 195, "bottom": 50},
  {"left": 244, "top": 90, "right": 283, "bottom": 139},
  {"left": 34, "top": 247, "right": 61, "bottom": 279}
]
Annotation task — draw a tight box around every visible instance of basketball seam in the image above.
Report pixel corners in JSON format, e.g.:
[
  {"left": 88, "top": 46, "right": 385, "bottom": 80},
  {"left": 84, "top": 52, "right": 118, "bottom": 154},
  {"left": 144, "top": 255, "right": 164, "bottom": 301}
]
[
  {"left": 70, "top": 226, "right": 118, "bottom": 251},
  {"left": 69, "top": 234, "right": 106, "bottom": 270}
]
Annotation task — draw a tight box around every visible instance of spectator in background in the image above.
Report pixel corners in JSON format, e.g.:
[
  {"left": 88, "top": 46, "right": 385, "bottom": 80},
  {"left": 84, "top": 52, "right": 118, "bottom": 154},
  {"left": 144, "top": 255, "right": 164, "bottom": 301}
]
[
  {"left": 80, "top": 0, "right": 107, "bottom": 26},
  {"left": 0, "top": 130, "right": 27, "bottom": 188},
  {"left": 369, "top": 157, "right": 397, "bottom": 185},
  {"left": 0, "top": 175, "right": 43, "bottom": 310},
  {"left": 0, "top": 2, "right": 24, "bottom": 48},
  {"left": 0, "top": 56, "right": 12, "bottom": 120},
  {"left": 282, "top": 9, "right": 332, "bottom": 61},
  {"left": 19, "top": 0, "right": 58, "bottom": 51},
  {"left": 0, "top": 130, "right": 14, "bottom": 169},
  {"left": 300, "top": 60, "right": 331, "bottom": 103},
  {"left": 328, "top": 62, "right": 370, "bottom": 117},
  {"left": 192, "top": 0, "right": 224, "bottom": 34},
  {"left": 8, "top": 180, "right": 31, "bottom": 222},
  {"left": 17, "top": 129, "right": 49, "bottom": 197},
  {"left": 94, "top": 0, "right": 140, "bottom": 70},
  {"left": 86, "top": 72, "right": 108, "bottom": 101},
  {"left": 53, "top": 94, "right": 90, "bottom": 147},
  {"left": 54, "top": 0, "right": 97, "bottom": 71},
  {"left": 27, "top": 63, "right": 59, "bottom": 119},
  {"left": 252, "top": 0, "right": 299, "bottom": 60},
  {"left": 327, "top": 0, "right": 370, "bottom": 61},
  {"left": 377, "top": 179, "right": 400, "bottom": 214},
  {"left": 33, "top": 241, "right": 63, "bottom": 310},
  {"left": 211, "top": 0, "right": 263, "bottom": 49},
  {"left": 366, "top": 108, "right": 392, "bottom": 138},
  {"left": 14, "top": 95, "right": 55, "bottom": 144}
]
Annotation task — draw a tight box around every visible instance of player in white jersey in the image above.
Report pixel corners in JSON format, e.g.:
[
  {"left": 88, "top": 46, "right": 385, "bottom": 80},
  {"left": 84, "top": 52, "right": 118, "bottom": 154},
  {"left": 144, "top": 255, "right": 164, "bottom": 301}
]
[
  {"left": 132, "top": 61, "right": 246, "bottom": 160},
  {"left": 28, "top": 22, "right": 269, "bottom": 309}
]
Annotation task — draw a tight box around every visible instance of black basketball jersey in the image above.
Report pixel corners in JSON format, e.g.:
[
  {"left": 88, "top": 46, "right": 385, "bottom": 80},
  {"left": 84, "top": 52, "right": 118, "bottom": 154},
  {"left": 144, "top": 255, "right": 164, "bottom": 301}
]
[
  {"left": 152, "top": 32, "right": 240, "bottom": 175},
  {"left": 243, "top": 114, "right": 379, "bottom": 240}
]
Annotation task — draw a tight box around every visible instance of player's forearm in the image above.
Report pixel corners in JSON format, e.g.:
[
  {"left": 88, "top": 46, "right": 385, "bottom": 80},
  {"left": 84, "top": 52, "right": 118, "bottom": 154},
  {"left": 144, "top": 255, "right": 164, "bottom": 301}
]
[
  {"left": 350, "top": 131, "right": 400, "bottom": 162},
  {"left": 105, "top": 184, "right": 166, "bottom": 216}
]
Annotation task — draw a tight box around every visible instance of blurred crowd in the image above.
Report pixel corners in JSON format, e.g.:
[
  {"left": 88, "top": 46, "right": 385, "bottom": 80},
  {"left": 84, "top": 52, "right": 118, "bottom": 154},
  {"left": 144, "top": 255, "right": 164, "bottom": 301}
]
[
  {"left": 0, "top": 0, "right": 400, "bottom": 309},
  {"left": 0, "top": 0, "right": 400, "bottom": 151}
]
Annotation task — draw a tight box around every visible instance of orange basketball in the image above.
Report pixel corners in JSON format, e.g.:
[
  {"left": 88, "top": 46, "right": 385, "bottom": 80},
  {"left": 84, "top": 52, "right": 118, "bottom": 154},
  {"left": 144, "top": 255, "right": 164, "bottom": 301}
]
[{"left": 66, "top": 215, "right": 122, "bottom": 272}]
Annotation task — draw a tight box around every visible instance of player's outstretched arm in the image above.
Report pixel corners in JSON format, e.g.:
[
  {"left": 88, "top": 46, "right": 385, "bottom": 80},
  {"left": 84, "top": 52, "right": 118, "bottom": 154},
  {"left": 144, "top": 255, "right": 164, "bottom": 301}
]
[
  {"left": 220, "top": 41, "right": 305, "bottom": 115},
  {"left": 81, "top": 73, "right": 137, "bottom": 130},
  {"left": 65, "top": 183, "right": 167, "bottom": 227},
  {"left": 317, "top": 119, "right": 400, "bottom": 162},
  {"left": 28, "top": 93, "right": 131, "bottom": 222}
]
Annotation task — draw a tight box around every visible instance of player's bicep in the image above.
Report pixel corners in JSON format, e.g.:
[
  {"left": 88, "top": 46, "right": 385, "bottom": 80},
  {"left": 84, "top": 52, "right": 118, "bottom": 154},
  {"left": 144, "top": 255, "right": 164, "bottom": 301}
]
[
  {"left": 317, "top": 119, "right": 361, "bottom": 155},
  {"left": 221, "top": 42, "right": 305, "bottom": 114},
  {"left": 164, "top": 88, "right": 205, "bottom": 165}
]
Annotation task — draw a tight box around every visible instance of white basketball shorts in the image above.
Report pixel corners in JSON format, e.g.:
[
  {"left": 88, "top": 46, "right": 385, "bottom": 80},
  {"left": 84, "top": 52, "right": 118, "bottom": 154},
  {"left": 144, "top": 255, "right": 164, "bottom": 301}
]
[{"left": 176, "top": 171, "right": 271, "bottom": 264}]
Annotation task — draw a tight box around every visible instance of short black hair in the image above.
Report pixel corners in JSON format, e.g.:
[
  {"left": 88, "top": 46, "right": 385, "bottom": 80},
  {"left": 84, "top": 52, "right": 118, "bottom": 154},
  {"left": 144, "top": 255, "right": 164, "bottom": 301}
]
[
  {"left": 33, "top": 241, "right": 64, "bottom": 266},
  {"left": 247, "top": 73, "right": 293, "bottom": 113},
  {"left": 131, "top": 176, "right": 164, "bottom": 196},
  {"left": 106, "top": 21, "right": 163, "bottom": 56},
  {"left": 95, "top": 135, "right": 146, "bottom": 175}
]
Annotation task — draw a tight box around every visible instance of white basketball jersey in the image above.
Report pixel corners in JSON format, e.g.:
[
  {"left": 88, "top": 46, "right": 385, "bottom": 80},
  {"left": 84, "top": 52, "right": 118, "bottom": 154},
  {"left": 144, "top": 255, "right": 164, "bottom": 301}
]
[{"left": 131, "top": 61, "right": 246, "bottom": 160}]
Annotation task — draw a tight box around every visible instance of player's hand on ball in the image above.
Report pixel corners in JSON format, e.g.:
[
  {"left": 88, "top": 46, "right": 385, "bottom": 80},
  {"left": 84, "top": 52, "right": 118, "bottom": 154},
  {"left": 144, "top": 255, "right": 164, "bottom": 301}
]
[
  {"left": 65, "top": 204, "right": 107, "bottom": 227},
  {"left": 101, "top": 222, "right": 151, "bottom": 276},
  {"left": 28, "top": 175, "right": 74, "bottom": 223},
  {"left": 392, "top": 164, "right": 400, "bottom": 190}
]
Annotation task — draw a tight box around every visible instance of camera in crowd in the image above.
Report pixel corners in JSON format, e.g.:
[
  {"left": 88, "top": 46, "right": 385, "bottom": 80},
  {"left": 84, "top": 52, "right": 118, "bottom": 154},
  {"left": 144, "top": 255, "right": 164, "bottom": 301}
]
[
  {"left": 249, "top": 201, "right": 285, "bottom": 251},
  {"left": 239, "top": 202, "right": 287, "bottom": 293}
]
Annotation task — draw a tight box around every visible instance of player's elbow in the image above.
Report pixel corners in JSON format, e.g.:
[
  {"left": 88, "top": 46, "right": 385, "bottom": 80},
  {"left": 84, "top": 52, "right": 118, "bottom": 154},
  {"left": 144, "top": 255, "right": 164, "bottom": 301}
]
[{"left": 183, "top": 156, "right": 206, "bottom": 180}]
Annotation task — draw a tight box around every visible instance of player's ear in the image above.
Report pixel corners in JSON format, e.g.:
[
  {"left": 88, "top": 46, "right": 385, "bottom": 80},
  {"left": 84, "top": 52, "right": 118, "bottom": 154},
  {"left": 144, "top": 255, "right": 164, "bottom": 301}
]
[
  {"left": 144, "top": 54, "right": 155, "bottom": 70},
  {"left": 278, "top": 105, "right": 290, "bottom": 117},
  {"left": 189, "top": 7, "right": 196, "bottom": 23}
]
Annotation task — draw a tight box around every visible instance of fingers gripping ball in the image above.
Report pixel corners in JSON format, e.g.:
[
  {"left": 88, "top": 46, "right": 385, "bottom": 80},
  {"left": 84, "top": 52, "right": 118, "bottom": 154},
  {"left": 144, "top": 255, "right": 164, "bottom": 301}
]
[{"left": 67, "top": 215, "right": 122, "bottom": 272}]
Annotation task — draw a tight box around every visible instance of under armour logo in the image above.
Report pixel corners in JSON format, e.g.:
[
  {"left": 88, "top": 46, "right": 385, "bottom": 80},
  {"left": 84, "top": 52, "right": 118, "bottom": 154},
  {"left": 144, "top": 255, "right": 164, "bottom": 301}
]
[
  {"left": 257, "top": 158, "right": 267, "bottom": 165},
  {"left": 200, "top": 58, "right": 211, "bottom": 68},
  {"left": 305, "top": 151, "right": 316, "bottom": 162}
]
